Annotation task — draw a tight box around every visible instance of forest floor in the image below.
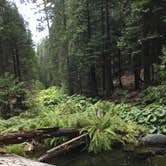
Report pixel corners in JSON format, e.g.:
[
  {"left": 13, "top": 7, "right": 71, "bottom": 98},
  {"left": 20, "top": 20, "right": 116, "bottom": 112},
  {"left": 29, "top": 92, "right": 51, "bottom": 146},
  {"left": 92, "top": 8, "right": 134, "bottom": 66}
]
[
  {"left": 111, "top": 90, "right": 140, "bottom": 105},
  {"left": 110, "top": 72, "right": 140, "bottom": 104}
]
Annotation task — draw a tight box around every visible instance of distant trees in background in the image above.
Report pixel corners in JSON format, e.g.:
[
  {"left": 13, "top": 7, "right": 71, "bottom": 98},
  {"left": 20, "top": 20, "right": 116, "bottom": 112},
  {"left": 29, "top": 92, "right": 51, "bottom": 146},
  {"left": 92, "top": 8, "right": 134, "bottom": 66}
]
[
  {"left": 36, "top": 0, "right": 166, "bottom": 97},
  {"left": 0, "top": 0, "right": 37, "bottom": 82},
  {"left": 0, "top": 0, "right": 166, "bottom": 98}
]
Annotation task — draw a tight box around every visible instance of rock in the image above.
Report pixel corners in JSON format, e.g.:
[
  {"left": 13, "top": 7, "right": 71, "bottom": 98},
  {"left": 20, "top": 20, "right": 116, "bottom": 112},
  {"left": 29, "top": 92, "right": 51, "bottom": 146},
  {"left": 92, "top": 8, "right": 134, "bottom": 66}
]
[
  {"left": 142, "top": 134, "right": 166, "bottom": 147},
  {"left": 0, "top": 154, "right": 54, "bottom": 166}
]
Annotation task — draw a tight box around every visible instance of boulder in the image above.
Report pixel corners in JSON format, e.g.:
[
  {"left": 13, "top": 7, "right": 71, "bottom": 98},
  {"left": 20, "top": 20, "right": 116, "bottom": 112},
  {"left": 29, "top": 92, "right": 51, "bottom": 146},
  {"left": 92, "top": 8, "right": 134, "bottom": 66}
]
[{"left": 142, "top": 134, "right": 166, "bottom": 147}]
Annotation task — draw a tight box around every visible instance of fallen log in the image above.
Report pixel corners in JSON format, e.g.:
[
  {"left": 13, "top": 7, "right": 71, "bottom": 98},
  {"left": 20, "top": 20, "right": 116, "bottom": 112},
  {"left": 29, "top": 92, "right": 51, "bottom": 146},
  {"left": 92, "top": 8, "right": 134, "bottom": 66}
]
[
  {"left": 0, "top": 153, "right": 54, "bottom": 166},
  {"left": 38, "top": 133, "right": 89, "bottom": 162},
  {"left": 0, "top": 127, "right": 79, "bottom": 146}
]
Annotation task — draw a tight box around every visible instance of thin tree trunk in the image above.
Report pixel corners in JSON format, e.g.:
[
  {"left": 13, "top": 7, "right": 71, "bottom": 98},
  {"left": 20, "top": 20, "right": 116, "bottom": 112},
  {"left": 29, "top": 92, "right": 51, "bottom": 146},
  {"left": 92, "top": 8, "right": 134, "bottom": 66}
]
[
  {"left": 87, "top": 0, "right": 98, "bottom": 96},
  {"left": 15, "top": 48, "right": 21, "bottom": 81},
  {"left": 142, "top": 41, "right": 151, "bottom": 87},
  {"left": 105, "top": 0, "right": 113, "bottom": 96},
  {"left": 12, "top": 48, "right": 17, "bottom": 78},
  {"left": 101, "top": 0, "right": 106, "bottom": 95},
  {"left": 118, "top": 49, "right": 123, "bottom": 88},
  {"left": 43, "top": 0, "right": 50, "bottom": 36}
]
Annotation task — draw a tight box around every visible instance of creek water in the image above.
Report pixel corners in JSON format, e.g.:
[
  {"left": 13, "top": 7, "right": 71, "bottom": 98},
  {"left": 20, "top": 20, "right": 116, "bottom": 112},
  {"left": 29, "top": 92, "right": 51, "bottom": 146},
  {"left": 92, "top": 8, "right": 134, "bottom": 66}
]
[{"left": 48, "top": 150, "right": 166, "bottom": 166}]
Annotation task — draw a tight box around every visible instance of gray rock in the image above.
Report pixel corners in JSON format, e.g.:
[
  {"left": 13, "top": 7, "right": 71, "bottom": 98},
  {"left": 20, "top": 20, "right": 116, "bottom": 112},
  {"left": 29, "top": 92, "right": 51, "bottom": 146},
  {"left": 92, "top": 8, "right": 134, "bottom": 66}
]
[
  {"left": 142, "top": 134, "right": 166, "bottom": 147},
  {"left": 0, "top": 154, "right": 55, "bottom": 166}
]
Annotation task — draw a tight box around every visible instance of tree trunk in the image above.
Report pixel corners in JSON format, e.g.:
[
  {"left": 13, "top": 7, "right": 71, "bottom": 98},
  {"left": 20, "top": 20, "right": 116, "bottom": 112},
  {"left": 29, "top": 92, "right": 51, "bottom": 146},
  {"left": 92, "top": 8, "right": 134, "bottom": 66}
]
[
  {"left": 87, "top": 0, "right": 98, "bottom": 96},
  {"left": 105, "top": 0, "right": 113, "bottom": 97},
  {"left": 118, "top": 49, "right": 123, "bottom": 88},
  {"left": 0, "top": 127, "right": 79, "bottom": 146},
  {"left": 43, "top": 0, "right": 50, "bottom": 36},
  {"left": 101, "top": 0, "right": 106, "bottom": 95},
  {"left": 143, "top": 44, "right": 151, "bottom": 87},
  {"left": 12, "top": 48, "right": 17, "bottom": 79},
  {"left": 89, "top": 65, "right": 98, "bottom": 96},
  {"left": 38, "top": 133, "right": 88, "bottom": 162}
]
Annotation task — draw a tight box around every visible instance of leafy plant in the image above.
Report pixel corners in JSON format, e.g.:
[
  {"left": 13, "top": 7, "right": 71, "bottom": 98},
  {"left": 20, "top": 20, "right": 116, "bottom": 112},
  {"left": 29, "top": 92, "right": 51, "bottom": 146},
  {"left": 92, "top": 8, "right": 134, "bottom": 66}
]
[
  {"left": 4, "top": 144, "right": 26, "bottom": 156},
  {"left": 139, "top": 85, "right": 166, "bottom": 105},
  {"left": 0, "top": 87, "right": 147, "bottom": 154},
  {"left": 81, "top": 108, "right": 144, "bottom": 153},
  {"left": 0, "top": 73, "right": 26, "bottom": 118},
  {"left": 119, "top": 104, "right": 166, "bottom": 134}
]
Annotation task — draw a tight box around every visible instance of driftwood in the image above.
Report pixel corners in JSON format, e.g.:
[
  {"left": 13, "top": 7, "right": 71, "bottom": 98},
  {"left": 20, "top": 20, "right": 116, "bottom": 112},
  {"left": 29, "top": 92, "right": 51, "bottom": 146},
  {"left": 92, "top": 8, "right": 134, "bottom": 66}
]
[
  {"left": 38, "top": 133, "right": 89, "bottom": 162},
  {"left": 0, "top": 127, "right": 79, "bottom": 146},
  {"left": 0, "top": 153, "right": 54, "bottom": 166}
]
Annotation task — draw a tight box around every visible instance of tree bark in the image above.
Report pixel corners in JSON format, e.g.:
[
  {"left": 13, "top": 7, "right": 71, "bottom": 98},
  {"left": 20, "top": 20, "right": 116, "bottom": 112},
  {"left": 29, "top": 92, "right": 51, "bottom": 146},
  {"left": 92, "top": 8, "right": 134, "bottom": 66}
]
[
  {"left": 43, "top": 0, "right": 50, "bottom": 36},
  {"left": 101, "top": 0, "right": 106, "bottom": 95},
  {"left": 38, "top": 133, "right": 88, "bottom": 162},
  {"left": 87, "top": 0, "right": 98, "bottom": 96},
  {"left": 0, "top": 127, "right": 79, "bottom": 146},
  {"left": 142, "top": 40, "right": 151, "bottom": 87},
  {"left": 118, "top": 49, "right": 123, "bottom": 88},
  {"left": 105, "top": 0, "right": 114, "bottom": 97}
]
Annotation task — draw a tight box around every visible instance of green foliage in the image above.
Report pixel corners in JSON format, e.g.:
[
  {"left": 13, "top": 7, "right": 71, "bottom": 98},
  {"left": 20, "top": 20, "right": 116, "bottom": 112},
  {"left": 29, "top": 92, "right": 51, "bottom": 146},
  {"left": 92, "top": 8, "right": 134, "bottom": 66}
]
[
  {"left": 139, "top": 85, "right": 166, "bottom": 105},
  {"left": 0, "top": 73, "right": 26, "bottom": 116},
  {"left": 30, "top": 87, "right": 97, "bottom": 114},
  {"left": 4, "top": 144, "right": 26, "bottom": 156},
  {"left": 2, "top": 84, "right": 165, "bottom": 153},
  {"left": 0, "top": 0, "right": 37, "bottom": 82},
  {"left": 112, "top": 89, "right": 129, "bottom": 103},
  {"left": 81, "top": 111, "right": 143, "bottom": 153},
  {"left": 34, "top": 87, "right": 67, "bottom": 108},
  {"left": 119, "top": 104, "right": 166, "bottom": 134},
  {"left": 156, "top": 47, "right": 166, "bottom": 82},
  {"left": 0, "top": 87, "right": 146, "bottom": 153}
]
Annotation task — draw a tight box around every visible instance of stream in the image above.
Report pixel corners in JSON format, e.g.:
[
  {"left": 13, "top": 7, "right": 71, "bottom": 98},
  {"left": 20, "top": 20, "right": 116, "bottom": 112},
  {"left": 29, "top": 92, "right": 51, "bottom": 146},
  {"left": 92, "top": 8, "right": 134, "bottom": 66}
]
[{"left": 48, "top": 150, "right": 166, "bottom": 166}]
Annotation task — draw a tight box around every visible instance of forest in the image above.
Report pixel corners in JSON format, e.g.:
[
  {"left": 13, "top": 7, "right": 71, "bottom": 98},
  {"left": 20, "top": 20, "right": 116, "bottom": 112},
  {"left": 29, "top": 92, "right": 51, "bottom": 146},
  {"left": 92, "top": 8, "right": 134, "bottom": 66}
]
[{"left": 0, "top": 0, "right": 166, "bottom": 166}]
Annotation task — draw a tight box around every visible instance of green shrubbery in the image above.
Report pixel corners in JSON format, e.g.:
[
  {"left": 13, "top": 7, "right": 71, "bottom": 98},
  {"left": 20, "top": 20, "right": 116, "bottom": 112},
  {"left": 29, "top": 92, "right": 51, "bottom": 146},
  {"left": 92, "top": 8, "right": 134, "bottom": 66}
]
[
  {"left": 140, "top": 85, "right": 166, "bottom": 105},
  {"left": 1, "top": 86, "right": 165, "bottom": 154},
  {"left": 156, "top": 47, "right": 166, "bottom": 83},
  {"left": 119, "top": 104, "right": 166, "bottom": 134},
  {"left": 0, "top": 73, "right": 26, "bottom": 118},
  {"left": 0, "top": 87, "right": 145, "bottom": 153},
  {"left": 4, "top": 144, "right": 26, "bottom": 156}
]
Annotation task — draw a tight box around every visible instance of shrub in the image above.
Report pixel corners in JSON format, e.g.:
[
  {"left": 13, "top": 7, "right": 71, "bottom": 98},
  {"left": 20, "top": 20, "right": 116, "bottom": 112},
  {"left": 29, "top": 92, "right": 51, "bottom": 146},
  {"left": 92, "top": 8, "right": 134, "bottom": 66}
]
[
  {"left": 119, "top": 104, "right": 166, "bottom": 134},
  {"left": 4, "top": 144, "right": 26, "bottom": 156},
  {"left": 139, "top": 85, "right": 166, "bottom": 105},
  {"left": 0, "top": 87, "right": 147, "bottom": 154},
  {"left": 0, "top": 73, "right": 26, "bottom": 118}
]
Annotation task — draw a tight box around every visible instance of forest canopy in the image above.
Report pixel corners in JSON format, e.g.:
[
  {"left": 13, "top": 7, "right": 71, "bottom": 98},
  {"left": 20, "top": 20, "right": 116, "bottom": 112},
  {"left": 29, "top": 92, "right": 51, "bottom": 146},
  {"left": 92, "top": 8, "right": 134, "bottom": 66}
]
[{"left": 36, "top": 0, "right": 166, "bottom": 96}]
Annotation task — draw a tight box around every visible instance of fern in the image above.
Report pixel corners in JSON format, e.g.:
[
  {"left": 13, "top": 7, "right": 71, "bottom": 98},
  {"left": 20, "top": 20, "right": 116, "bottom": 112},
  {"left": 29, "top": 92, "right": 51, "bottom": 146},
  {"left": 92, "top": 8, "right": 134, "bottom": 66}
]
[{"left": 0, "top": 86, "right": 146, "bottom": 154}]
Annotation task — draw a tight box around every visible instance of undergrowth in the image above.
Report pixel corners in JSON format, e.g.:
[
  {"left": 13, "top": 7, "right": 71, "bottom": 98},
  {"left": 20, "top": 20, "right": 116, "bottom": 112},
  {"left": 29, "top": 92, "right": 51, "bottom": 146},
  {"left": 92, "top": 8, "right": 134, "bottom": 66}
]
[
  {"left": 4, "top": 144, "right": 26, "bottom": 156},
  {"left": 0, "top": 86, "right": 165, "bottom": 154},
  {"left": 139, "top": 85, "right": 166, "bottom": 105}
]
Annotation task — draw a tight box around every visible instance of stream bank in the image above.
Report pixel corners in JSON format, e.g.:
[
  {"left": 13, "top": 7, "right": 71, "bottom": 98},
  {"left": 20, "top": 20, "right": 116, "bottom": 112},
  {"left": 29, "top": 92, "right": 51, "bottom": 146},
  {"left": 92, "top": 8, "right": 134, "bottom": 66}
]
[{"left": 47, "top": 149, "right": 166, "bottom": 166}]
